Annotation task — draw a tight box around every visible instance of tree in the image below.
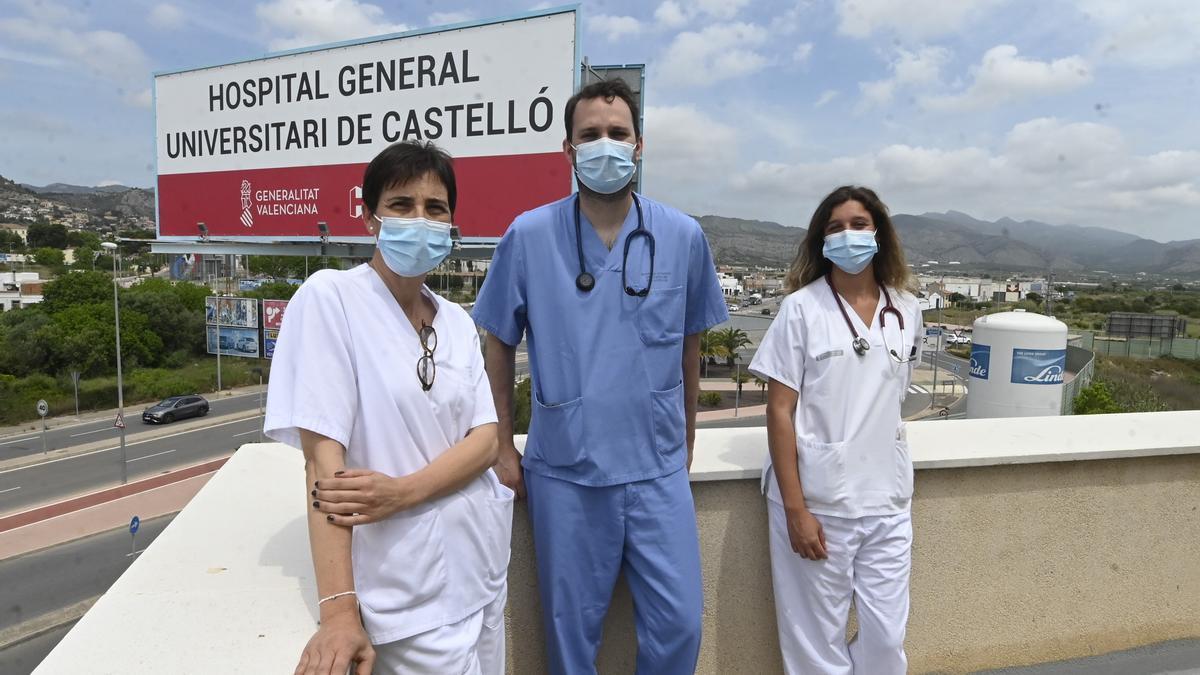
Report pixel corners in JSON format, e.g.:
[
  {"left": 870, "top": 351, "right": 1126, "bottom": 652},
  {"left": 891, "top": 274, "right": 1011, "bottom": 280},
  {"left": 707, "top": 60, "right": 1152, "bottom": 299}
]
[
  {"left": 45, "top": 303, "right": 162, "bottom": 376},
  {"left": 697, "top": 328, "right": 726, "bottom": 376},
  {"left": 753, "top": 374, "right": 767, "bottom": 401},
  {"left": 713, "top": 327, "right": 752, "bottom": 368},
  {"left": 0, "top": 230, "right": 25, "bottom": 252},
  {"left": 40, "top": 271, "right": 113, "bottom": 314},
  {"left": 122, "top": 278, "right": 206, "bottom": 358},
  {"left": 26, "top": 222, "right": 68, "bottom": 249},
  {"left": 32, "top": 247, "right": 65, "bottom": 268},
  {"left": 948, "top": 292, "right": 966, "bottom": 305},
  {"left": 1172, "top": 283, "right": 1186, "bottom": 292},
  {"left": 248, "top": 255, "right": 309, "bottom": 280},
  {"left": 66, "top": 230, "right": 101, "bottom": 250},
  {"left": 1073, "top": 381, "right": 1121, "bottom": 415},
  {"left": 1026, "top": 292, "right": 1044, "bottom": 306},
  {"left": 242, "top": 280, "right": 300, "bottom": 301}
]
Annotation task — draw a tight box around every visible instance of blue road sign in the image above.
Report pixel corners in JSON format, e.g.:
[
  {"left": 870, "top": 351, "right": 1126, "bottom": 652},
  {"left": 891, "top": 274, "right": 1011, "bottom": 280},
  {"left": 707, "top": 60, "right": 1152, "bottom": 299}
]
[{"left": 129, "top": 516, "right": 140, "bottom": 535}]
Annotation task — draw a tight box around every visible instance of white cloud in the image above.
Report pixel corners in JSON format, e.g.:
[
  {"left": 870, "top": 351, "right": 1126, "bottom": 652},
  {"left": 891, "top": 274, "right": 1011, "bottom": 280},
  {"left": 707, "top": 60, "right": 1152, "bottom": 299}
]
[
  {"left": 694, "top": 0, "right": 751, "bottom": 21},
  {"left": 922, "top": 45, "right": 1092, "bottom": 112},
  {"left": 724, "top": 117, "right": 1200, "bottom": 238},
  {"left": 124, "top": 88, "right": 154, "bottom": 108},
  {"left": 256, "top": 0, "right": 409, "bottom": 51},
  {"left": 0, "top": 5, "right": 150, "bottom": 107},
  {"left": 428, "top": 11, "right": 474, "bottom": 26},
  {"left": 815, "top": 89, "right": 839, "bottom": 107},
  {"left": 642, "top": 105, "right": 741, "bottom": 215},
  {"left": 654, "top": 1, "right": 688, "bottom": 28},
  {"left": 97, "top": 179, "right": 124, "bottom": 187},
  {"left": 793, "top": 42, "right": 813, "bottom": 64},
  {"left": 858, "top": 46, "right": 950, "bottom": 109},
  {"left": 149, "top": 4, "right": 186, "bottom": 30},
  {"left": 836, "top": 0, "right": 1006, "bottom": 40},
  {"left": 658, "top": 23, "right": 769, "bottom": 87},
  {"left": 1080, "top": 0, "right": 1200, "bottom": 68},
  {"left": 588, "top": 14, "right": 642, "bottom": 42}
]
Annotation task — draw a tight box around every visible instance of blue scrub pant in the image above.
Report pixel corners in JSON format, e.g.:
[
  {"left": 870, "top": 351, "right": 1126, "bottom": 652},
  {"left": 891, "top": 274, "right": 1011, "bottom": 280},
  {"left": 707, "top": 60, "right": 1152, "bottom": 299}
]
[{"left": 525, "top": 467, "right": 703, "bottom": 675}]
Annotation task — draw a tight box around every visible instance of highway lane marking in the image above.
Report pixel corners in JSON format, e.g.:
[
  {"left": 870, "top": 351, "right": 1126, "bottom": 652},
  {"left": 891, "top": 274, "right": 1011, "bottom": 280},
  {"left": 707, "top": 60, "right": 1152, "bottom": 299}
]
[
  {"left": 0, "top": 435, "right": 40, "bottom": 446},
  {"left": 70, "top": 427, "right": 117, "bottom": 438},
  {"left": 0, "top": 486, "right": 20, "bottom": 495},
  {"left": 0, "top": 415, "right": 264, "bottom": 477},
  {"left": 231, "top": 429, "right": 260, "bottom": 438},
  {"left": 128, "top": 449, "right": 177, "bottom": 463}
]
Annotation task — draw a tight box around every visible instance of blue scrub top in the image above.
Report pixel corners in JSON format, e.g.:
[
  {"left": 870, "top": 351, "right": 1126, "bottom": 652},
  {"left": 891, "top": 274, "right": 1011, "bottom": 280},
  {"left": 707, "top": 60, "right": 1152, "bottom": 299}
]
[{"left": 473, "top": 193, "right": 729, "bottom": 487}]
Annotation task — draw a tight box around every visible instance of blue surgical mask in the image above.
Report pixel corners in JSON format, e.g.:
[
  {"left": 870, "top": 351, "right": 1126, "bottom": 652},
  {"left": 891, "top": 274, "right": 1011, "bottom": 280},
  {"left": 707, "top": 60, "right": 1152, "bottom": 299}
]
[
  {"left": 374, "top": 215, "right": 453, "bottom": 277},
  {"left": 572, "top": 137, "right": 637, "bottom": 194},
  {"left": 823, "top": 230, "right": 878, "bottom": 275}
]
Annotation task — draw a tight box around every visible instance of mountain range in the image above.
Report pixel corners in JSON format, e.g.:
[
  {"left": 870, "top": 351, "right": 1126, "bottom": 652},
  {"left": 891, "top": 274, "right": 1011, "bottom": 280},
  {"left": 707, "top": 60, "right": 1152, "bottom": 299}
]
[
  {"left": 696, "top": 211, "right": 1200, "bottom": 277},
  {"left": 3, "top": 177, "right": 1197, "bottom": 276}
]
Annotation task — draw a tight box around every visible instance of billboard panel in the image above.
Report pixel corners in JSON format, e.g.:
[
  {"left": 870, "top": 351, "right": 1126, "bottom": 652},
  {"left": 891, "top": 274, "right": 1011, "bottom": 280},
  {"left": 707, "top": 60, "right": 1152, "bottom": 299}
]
[
  {"left": 206, "top": 296, "right": 259, "bottom": 328},
  {"left": 155, "top": 9, "right": 577, "bottom": 243},
  {"left": 207, "top": 326, "right": 261, "bottom": 358},
  {"left": 263, "top": 299, "right": 289, "bottom": 330},
  {"left": 264, "top": 329, "right": 279, "bottom": 359}
]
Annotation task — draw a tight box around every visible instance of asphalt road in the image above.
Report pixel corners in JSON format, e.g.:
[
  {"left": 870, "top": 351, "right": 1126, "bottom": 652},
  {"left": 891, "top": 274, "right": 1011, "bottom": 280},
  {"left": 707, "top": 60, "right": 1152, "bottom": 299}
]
[
  {"left": 0, "top": 415, "right": 263, "bottom": 514},
  {"left": 0, "top": 390, "right": 267, "bottom": 462},
  {"left": 0, "top": 515, "right": 173, "bottom": 634},
  {"left": 0, "top": 620, "right": 74, "bottom": 675}
]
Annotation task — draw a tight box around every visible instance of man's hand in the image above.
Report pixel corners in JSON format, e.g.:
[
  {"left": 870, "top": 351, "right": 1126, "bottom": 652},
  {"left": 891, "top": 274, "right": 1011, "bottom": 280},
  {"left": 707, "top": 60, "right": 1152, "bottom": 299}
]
[
  {"left": 313, "top": 469, "right": 416, "bottom": 526},
  {"left": 295, "top": 610, "right": 374, "bottom": 675},
  {"left": 493, "top": 442, "right": 525, "bottom": 500}
]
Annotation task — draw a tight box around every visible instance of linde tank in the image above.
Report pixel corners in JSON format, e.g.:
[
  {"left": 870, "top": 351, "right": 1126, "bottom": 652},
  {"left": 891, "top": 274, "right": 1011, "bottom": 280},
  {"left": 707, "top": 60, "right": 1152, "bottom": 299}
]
[{"left": 966, "top": 309, "right": 1069, "bottom": 419}]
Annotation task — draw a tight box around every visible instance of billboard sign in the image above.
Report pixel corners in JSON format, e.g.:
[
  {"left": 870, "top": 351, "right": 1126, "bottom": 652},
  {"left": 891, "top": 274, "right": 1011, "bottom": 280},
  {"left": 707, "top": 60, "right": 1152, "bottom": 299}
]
[
  {"left": 207, "top": 326, "right": 261, "bottom": 358},
  {"left": 264, "top": 329, "right": 279, "bottom": 359},
  {"left": 263, "top": 299, "right": 289, "bottom": 330},
  {"left": 154, "top": 9, "right": 577, "bottom": 244},
  {"left": 206, "top": 296, "right": 259, "bottom": 328},
  {"left": 1010, "top": 348, "right": 1066, "bottom": 385}
]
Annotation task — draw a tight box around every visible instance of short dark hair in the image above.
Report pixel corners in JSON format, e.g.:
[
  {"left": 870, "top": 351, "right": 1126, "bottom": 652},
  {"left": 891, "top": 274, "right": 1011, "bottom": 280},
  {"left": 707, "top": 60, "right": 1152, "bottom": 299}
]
[
  {"left": 564, "top": 78, "right": 640, "bottom": 141},
  {"left": 361, "top": 141, "right": 457, "bottom": 215}
]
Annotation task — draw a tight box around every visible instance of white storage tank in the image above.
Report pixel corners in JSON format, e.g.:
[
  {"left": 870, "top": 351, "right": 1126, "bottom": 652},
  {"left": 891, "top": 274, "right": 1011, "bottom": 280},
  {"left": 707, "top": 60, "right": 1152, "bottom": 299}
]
[{"left": 967, "top": 309, "right": 1069, "bottom": 419}]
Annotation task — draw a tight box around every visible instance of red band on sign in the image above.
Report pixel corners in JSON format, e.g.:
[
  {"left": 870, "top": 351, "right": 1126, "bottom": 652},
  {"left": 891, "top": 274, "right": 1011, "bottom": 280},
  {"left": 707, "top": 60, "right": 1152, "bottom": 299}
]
[{"left": 157, "top": 152, "right": 570, "bottom": 239}]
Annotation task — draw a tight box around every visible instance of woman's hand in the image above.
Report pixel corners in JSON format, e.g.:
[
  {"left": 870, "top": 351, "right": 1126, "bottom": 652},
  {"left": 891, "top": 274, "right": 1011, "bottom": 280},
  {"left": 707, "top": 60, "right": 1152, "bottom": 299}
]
[
  {"left": 312, "top": 469, "right": 418, "bottom": 526},
  {"left": 295, "top": 611, "right": 374, "bottom": 675},
  {"left": 785, "top": 503, "right": 828, "bottom": 560}
]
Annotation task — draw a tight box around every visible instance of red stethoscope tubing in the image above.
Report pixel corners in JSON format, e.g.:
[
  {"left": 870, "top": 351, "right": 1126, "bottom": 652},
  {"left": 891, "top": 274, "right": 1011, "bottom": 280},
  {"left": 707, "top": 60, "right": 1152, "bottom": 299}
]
[{"left": 825, "top": 273, "right": 913, "bottom": 360}]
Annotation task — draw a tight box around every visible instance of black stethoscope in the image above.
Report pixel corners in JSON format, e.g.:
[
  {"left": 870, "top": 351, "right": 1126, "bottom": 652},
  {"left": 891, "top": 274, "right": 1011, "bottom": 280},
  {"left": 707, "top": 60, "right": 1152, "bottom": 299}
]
[
  {"left": 574, "top": 193, "right": 655, "bottom": 296},
  {"left": 825, "top": 273, "right": 917, "bottom": 363}
]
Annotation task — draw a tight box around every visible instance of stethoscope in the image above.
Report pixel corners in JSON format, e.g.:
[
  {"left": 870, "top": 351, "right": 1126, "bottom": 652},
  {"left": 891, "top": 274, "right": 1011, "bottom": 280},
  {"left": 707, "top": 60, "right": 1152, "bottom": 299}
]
[
  {"left": 825, "top": 273, "right": 917, "bottom": 364},
  {"left": 574, "top": 193, "right": 654, "bottom": 296}
]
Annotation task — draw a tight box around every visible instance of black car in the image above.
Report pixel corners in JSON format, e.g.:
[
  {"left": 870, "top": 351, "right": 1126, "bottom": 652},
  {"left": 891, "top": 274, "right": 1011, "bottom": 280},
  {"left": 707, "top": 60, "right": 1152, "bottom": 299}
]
[{"left": 142, "top": 395, "right": 209, "bottom": 424}]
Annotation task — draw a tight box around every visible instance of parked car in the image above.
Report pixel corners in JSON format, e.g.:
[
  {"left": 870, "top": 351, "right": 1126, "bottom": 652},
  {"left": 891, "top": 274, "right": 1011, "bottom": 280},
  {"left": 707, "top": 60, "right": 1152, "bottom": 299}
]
[
  {"left": 729, "top": 304, "right": 740, "bottom": 312},
  {"left": 761, "top": 308, "right": 772, "bottom": 315},
  {"left": 142, "top": 395, "right": 209, "bottom": 424},
  {"left": 235, "top": 336, "right": 258, "bottom": 353}
]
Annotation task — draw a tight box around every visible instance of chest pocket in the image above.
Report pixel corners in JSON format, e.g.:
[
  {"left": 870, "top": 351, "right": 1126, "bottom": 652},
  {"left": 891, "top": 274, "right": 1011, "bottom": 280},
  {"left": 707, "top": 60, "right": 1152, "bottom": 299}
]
[{"left": 635, "top": 285, "right": 685, "bottom": 346}]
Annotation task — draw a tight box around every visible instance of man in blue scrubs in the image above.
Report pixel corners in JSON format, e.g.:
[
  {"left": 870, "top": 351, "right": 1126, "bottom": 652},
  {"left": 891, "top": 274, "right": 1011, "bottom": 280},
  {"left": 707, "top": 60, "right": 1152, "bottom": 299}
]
[{"left": 473, "top": 79, "right": 729, "bottom": 674}]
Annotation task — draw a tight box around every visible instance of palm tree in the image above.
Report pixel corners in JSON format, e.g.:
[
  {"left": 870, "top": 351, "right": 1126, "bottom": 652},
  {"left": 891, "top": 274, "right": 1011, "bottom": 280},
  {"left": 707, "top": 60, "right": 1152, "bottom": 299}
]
[
  {"left": 753, "top": 374, "right": 767, "bottom": 401},
  {"left": 714, "top": 327, "right": 752, "bottom": 368},
  {"left": 698, "top": 328, "right": 727, "bottom": 377}
]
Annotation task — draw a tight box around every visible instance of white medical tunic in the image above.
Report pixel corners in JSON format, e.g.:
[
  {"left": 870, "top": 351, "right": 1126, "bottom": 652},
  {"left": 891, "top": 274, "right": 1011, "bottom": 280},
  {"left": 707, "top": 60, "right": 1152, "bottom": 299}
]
[
  {"left": 264, "top": 265, "right": 512, "bottom": 645},
  {"left": 749, "top": 279, "right": 923, "bottom": 519}
]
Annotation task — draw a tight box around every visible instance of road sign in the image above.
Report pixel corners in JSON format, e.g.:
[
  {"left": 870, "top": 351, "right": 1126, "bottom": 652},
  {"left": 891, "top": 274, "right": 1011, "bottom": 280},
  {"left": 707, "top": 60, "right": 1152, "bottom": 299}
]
[
  {"left": 129, "top": 516, "right": 140, "bottom": 535},
  {"left": 36, "top": 399, "right": 48, "bottom": 417},
  {"left": 926, "top": 327, "right": 942, "bottom": 336},
  {"left": 114, "top": 412, "right": 126, "bottom": 429}
]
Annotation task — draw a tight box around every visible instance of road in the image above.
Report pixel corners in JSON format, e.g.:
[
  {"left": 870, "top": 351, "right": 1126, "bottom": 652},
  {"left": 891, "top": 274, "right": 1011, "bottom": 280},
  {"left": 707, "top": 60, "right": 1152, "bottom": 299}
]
[
  {"left": 0, "top": 390, "right": 267, "bottom": 462},
  {"left": 0, "top": 415, "right": 262, "bottom": 514},
  {"left": 0, "top": 516, "right": 174, "bottom": 674}
]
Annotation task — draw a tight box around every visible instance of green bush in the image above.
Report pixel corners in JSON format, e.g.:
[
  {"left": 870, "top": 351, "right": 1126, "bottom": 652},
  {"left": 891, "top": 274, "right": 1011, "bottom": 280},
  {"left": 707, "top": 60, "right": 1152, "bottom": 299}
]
[
  {"left": 513, "top": 378, "right": 532, "bottom": 434},
  {"left": 1073, "top": 381, "right": 1122, "bottom": 415},
  {"left": 699, "top": 391, "right": 723, "bottom": 407}
]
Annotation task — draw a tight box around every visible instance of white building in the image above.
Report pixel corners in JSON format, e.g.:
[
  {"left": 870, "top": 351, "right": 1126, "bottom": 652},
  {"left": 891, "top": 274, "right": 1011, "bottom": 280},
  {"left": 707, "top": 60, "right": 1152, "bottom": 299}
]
[
  {"left": 717, "top": 272, "right": 742, "bottom": 297},
  {"left": 0, "top": 271, "right": 44, "bottom": 311}
]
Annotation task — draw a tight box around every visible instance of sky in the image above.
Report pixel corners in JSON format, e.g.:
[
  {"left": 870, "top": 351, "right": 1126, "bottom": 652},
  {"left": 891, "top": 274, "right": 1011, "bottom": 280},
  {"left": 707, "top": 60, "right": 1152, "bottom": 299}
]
[{"left": 0, "top": 0, "right": 1197, "bottom": 242}]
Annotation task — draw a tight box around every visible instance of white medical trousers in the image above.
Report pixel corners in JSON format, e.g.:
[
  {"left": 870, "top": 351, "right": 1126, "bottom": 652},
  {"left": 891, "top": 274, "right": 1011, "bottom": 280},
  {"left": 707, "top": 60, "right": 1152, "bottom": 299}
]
[
  {"left": 768, "top": 501, "right": 912, "bottom": 675},
  {"left": 372, "top": 585, "right": 506, "bottom": 674}
]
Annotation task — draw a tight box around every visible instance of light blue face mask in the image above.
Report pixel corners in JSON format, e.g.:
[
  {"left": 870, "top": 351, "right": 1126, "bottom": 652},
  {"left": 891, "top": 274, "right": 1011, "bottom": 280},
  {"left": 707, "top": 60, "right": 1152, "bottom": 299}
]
[
  {"left": 572, "top": 137, "right": 637, "bottom": 194},
  {"left": 374, "top": 215, "right": 453, "bottom": 277},
  {"left": 823, "top": 230, "right": 878, "bottom": 275}
]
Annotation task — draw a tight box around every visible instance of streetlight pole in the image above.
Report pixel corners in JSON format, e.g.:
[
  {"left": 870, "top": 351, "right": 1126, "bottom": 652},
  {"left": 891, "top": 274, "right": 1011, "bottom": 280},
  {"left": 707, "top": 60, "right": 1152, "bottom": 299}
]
[{"left": 101, "top": 242, "right": 127, "bottom": 484}]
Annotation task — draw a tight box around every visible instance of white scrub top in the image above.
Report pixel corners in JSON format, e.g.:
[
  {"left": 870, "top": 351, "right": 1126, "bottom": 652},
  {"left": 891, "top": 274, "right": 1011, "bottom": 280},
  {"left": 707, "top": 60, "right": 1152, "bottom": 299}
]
[
  {"left": 749, "top": 279, "right": 923, "bottom": 519},
  {"left": 264, "top": 264, "right": 512, "bottom": 645}
]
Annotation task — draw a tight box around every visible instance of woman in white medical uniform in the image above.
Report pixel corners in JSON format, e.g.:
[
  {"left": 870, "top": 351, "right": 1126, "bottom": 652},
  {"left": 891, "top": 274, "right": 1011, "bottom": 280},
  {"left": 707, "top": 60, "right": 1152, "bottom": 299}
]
[
  {"left": 749, "top": 185, "right": 922, "bottom": 675},
  {"left": 264, "top": 141, "right": 513, "bottom": 675}
]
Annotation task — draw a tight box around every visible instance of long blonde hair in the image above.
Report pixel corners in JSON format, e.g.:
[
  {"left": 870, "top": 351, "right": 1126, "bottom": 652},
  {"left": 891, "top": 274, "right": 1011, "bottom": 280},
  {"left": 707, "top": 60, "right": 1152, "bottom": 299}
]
[{"left": 784, "top": 185, "right": 916, "bottom": 293}]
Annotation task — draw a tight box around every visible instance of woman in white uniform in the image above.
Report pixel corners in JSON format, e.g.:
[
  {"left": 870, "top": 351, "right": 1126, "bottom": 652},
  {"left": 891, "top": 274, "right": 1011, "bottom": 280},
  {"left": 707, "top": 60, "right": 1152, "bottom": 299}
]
[
  {"left": 264, "top": 141, "right": 513, "bottom": 675},
  {"left": 750, "top": 185, "right": 922, "bottom": 675}
]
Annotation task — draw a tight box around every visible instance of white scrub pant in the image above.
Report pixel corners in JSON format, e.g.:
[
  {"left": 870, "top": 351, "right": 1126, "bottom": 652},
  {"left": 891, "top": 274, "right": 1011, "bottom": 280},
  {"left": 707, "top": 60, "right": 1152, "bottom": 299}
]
[
  {"left": 372, "top": 586, "right": 506, "bottom": 675},
  {"left": 767, "top": 501, "right": 912, "bottom": 675}
]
